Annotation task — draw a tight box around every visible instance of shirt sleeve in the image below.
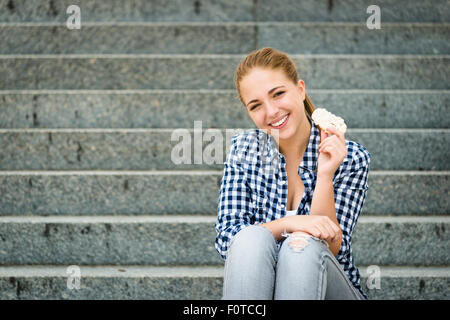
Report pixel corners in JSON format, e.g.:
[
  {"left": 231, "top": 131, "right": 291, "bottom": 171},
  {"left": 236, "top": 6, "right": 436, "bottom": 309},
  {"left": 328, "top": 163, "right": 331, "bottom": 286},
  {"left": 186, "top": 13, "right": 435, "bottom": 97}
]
[
  {"left": 334, "top": 145, "right": 371, "bottom": 261},
  {"left": 215, "top": 135, "right": 254, "bottom": 260}
]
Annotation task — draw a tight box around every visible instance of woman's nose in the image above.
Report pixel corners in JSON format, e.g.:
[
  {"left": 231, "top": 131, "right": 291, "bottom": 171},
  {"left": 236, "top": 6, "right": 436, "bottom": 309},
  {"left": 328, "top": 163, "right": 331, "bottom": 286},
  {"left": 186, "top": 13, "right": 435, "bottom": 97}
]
[{"left": 265, "top": 101, "right": 279, "bottom": 118}]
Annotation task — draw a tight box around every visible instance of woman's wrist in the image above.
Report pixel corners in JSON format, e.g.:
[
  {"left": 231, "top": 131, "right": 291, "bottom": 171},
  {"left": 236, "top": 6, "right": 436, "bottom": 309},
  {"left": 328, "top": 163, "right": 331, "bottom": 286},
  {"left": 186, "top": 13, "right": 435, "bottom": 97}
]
[
  {"left": 316, "top": 171, "right": 334, "bottom": 181},
  {"left": 281, "top": 215, "right": 293, "bottom": 234},
  {"left": 283, "top": 215, "right": 304, "bottom": 234},
  {"left": 260, "top": 216, "right": 293, "bottom": 241}
]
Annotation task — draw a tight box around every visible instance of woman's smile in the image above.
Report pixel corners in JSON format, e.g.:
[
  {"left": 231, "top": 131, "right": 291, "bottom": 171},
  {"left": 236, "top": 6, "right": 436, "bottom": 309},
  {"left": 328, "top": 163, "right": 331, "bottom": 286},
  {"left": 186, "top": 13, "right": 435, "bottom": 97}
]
[{"left": 269, "top": 113, "right": 290, "bottom": 129}]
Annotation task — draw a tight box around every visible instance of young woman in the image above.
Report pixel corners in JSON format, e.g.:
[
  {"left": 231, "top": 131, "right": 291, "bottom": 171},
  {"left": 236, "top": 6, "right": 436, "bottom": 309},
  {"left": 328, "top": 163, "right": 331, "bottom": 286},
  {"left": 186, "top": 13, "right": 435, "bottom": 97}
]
[{"left": 215, "top": 47, "right": 370, "bottom": 300}]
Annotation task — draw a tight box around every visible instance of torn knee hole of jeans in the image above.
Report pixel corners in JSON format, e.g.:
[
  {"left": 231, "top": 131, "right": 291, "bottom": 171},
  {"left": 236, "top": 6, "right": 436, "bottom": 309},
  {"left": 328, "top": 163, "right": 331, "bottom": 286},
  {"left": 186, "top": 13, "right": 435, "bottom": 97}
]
[{"left": 287, "top": 234, "right": 311, "bottom": 252}]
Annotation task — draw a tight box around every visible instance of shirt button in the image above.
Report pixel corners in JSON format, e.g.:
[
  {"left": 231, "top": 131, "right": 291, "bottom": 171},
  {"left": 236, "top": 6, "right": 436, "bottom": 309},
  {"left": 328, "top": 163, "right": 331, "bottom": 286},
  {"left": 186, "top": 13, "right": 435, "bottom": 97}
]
[
  {"left": 281, "top": 204, "right": 285, "bottom": 209},
  {"left": 280, "top": 180, "right": 286, "bottom": 185}
]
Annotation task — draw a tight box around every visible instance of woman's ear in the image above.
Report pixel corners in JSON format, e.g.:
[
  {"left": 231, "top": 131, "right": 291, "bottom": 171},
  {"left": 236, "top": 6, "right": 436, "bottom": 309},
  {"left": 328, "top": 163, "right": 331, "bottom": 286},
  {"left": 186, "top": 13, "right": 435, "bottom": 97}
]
[{"left": 297, "top": 79, "right": 306, "bottom": 100}]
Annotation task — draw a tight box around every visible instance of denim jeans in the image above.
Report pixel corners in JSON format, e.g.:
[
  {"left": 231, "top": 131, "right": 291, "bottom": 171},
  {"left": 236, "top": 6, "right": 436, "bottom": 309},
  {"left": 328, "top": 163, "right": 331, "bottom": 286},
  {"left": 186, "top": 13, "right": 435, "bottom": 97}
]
[{"left": 222, "top": 224, "right": 366, "bottom": 300}]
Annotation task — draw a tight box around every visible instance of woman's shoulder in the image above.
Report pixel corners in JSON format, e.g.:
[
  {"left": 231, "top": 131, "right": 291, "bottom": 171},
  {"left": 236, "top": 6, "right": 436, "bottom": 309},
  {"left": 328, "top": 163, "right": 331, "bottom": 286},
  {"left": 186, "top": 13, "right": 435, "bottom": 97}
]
[
  {"left": 345, "top": 140, "right": 371, "bottom": 168},
  {"left": 227, "top": 129, "right": 273, "bottom": 165},
  {"left": 334, "top": 140, "right": 371, "bottom": 190},
  {"left": 230, "top": 129, "right": 266, "bottom": 147}
]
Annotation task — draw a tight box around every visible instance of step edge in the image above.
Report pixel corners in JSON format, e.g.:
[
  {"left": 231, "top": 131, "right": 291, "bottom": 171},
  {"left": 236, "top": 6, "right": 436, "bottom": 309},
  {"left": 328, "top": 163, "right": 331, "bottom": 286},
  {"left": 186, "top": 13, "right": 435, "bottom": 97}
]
[
  {"left": 0, "top": 215, "right": 448, "bottom": 224},
  {"left": 0, "top": 265, "right": 448, "bottom": 278}
]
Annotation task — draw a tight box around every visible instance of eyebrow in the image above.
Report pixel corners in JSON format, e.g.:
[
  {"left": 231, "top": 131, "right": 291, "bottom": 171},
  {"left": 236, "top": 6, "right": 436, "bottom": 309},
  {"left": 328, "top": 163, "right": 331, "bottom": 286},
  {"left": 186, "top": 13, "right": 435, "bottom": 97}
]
[{"left": 246, "top": 86, "right": 285, "bottom": 107}]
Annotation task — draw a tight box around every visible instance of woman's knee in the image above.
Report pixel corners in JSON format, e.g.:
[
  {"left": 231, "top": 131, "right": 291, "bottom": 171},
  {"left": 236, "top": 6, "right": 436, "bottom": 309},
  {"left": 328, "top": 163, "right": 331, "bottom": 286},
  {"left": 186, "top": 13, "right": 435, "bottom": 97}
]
[
  {"left": 228, "top": 224, "right": 277, "bottom": 258},
  {"left": 282, "top": 232, "right": 329, "bottom": 262}
]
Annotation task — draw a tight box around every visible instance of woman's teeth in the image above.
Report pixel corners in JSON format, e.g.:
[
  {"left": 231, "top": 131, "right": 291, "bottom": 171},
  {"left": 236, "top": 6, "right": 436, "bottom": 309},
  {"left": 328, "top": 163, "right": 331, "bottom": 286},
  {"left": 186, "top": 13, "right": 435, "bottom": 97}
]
[{"left": 271, "top": 114, "right": 289, "bottom": 127}]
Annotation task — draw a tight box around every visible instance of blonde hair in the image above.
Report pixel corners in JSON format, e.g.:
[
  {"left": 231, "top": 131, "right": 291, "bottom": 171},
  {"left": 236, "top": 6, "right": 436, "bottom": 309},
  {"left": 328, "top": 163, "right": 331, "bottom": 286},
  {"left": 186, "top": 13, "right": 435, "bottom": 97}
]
[{"left": 234, "top": 47, "right": 316, "bottom": 119}]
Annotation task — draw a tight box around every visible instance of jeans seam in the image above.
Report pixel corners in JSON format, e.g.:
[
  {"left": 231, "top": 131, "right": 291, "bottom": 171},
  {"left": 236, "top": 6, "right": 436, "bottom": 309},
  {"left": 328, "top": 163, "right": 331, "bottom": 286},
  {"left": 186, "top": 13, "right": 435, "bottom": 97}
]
[
  {"left": 222, "top": 243, "right": 233, "bottom": 299},
  {"left": 317, "top": 256, "right": 327, "bottom": 299},
  {"left": 321, "top": 250, "right": 362, "bottom": 300}
]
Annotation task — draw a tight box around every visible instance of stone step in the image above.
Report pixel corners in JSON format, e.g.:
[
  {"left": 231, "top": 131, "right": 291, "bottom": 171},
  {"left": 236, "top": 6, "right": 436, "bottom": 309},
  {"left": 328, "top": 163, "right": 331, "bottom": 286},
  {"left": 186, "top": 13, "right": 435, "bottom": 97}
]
[
  {"left": 0, "top": 216, "right": 448, "bottom": 266},
  {"left": 1, "top": 22, "right": 448, "bottom": 54},
  {"left": 0, "top": 55, "right": 448, "bottom": 90},
  {"left": 0, "top": 129, "right": 448, "bottom": 171},
  {"left": 0, "top": 171, "right": 448, "bottom": 216},
  {"left": 0, "top": 265, "right": 448, "bottom": 299},
  {"left": 257, "top": 0, "right": 450, "bottom": 23},
  {"left": 0, "top": 0, "right": 448, "bottom": 23},
  {"left": 1, "top": 90, "right": 448, "bottom": 129}
]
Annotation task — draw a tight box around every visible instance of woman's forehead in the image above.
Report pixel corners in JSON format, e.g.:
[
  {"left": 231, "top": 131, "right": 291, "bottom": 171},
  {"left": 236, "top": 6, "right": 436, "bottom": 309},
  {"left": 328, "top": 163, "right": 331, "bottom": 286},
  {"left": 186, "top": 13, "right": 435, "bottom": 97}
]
[
  {"left": 243, "top": 67, "right": 289, "bottom": 83},
  {"left": 241, "top": 68, "right": 291, "bottom": 100}
]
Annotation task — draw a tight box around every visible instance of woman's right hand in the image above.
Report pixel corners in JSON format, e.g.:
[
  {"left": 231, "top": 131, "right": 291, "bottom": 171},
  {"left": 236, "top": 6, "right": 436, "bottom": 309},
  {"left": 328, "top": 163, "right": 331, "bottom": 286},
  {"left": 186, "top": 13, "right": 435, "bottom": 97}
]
[{"left": 284, "top": 215, "right": 341, "bottom": 243}]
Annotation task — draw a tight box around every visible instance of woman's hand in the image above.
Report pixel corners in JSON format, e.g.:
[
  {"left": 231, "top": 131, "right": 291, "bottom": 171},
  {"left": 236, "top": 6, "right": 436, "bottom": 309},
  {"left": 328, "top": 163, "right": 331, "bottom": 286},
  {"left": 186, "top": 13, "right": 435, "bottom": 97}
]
[
  {"left": 317, "top": 126, "right": 348, "bottom": 179},
  {"left": 285, "top": 215, "right": 341, "bottom": 243}
]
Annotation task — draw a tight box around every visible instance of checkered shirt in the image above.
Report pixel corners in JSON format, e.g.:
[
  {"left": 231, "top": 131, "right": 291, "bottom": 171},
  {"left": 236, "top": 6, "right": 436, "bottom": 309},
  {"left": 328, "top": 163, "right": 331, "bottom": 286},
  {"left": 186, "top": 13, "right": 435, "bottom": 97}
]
[{"left": 215, "top": 116, "right": 371, "bottom": 299}]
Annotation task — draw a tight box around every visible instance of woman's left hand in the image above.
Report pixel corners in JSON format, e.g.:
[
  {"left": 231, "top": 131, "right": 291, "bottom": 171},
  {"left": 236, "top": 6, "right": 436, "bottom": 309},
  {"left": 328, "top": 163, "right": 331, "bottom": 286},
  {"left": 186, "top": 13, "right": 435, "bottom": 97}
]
[{"left": 317, "top": 126, "right": 348, "bottom": 179}]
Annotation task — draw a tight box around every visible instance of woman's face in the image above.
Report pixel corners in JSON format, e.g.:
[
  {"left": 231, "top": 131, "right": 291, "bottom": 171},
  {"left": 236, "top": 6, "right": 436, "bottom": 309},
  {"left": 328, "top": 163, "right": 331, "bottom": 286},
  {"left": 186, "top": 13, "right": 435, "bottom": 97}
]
[{"left": 239, "top": 67, "right": 307, "bottom": 141}]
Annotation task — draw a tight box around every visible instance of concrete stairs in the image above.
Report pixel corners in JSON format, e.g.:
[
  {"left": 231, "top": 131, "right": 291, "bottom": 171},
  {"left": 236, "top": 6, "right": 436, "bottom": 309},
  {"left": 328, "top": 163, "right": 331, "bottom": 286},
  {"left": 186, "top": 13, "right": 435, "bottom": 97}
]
[{"left": 0, "top": 0, "right": 448, "bottom": 299}]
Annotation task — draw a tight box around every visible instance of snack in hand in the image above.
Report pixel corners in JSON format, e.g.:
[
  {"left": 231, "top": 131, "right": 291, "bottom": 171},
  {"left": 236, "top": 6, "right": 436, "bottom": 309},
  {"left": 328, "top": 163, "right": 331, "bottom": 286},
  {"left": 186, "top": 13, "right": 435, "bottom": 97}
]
[{"left": 311, "top": 108, "right": 347, "bottom": 134}]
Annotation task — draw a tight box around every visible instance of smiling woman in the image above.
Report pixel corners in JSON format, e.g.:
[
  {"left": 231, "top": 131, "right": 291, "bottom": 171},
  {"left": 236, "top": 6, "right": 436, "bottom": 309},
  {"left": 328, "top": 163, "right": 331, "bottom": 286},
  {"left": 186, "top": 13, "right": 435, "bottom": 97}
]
[{"left": 215, "top": 47, "right": 371, "bottom": 300}]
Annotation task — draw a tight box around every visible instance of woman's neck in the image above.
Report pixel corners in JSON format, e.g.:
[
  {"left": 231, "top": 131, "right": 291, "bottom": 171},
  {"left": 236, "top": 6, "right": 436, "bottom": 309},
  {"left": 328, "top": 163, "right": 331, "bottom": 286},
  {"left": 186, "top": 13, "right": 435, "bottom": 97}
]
[{"left": 279, "top": 114, "right": 311, "bottom": 161}]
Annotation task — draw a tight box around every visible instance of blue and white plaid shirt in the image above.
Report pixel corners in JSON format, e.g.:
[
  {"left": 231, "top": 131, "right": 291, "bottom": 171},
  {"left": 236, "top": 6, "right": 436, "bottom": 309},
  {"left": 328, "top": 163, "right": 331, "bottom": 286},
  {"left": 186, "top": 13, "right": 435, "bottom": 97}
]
[{"left": 215, "top": 115, "right": 371, "bottom": 298}]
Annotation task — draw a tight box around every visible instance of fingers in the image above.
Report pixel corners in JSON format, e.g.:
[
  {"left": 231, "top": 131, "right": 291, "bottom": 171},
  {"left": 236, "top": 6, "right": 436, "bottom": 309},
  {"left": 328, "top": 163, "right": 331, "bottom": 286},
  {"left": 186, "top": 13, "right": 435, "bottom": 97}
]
[
  {"left": 319, "top": 138, "right": 347, "bottom": 157},
  {"left": 319, "top": 134, "right": 343, "bottom": 148},
  {"left": 316, "top": 218, "right": 341, "bottom": 242},
  {"left": 308, "top": 226, "right": 322, "bottom": 239},
  {"left": 292, "top": 225, "right": 340, "bottom": 243},
  {"left": 328, "top": 221, "right": 342, "bottom": 243},
  {"left": 320, "top": 145, "right": 347, "bottom": 159},
  {"left": 319, "top": 144, "right": 334, "bottom": 154},
  {"left": 314, "top": 223, "right": 331, "bottom": 241},
  {"left": 329, "top": 220, "right": 341, "bottom": 234},
  {"left": 292, "top": 231, "right": 310, "bottom": 237},
  {"left": 319, "top": 128, "right": 345, "bottom": 151},
  {"left": 325, "top": 126, "right": 345, "bottom": 141},
  {"left": 320, "top": 128, "right": 328, "bottom": 142},
  {"left": 323, "top": 223, "right": 337, "bottom": 242},
  {"left": 290, "top": 215, "right": 341, "bottom": 243},
  {"left": 323, "top": 223, "right": 338, "bottom": 242},
  {"left": 323, "top": 217, "right": 340, "bottom": 241},
  {"left": 319, "top": 140, "right": 336, "bottom": 154}
]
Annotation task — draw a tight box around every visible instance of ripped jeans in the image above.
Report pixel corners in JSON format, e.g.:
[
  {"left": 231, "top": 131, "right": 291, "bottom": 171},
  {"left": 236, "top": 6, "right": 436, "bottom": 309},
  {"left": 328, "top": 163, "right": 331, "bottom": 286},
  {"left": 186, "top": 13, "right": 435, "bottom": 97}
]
[{"left": 222, "top": 224, "right": 366, "bottom": 300}]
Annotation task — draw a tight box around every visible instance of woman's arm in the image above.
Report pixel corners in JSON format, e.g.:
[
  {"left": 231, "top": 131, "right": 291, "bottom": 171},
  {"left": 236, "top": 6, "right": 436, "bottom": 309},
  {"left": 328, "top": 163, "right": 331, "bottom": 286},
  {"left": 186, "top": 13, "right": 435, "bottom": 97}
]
[
  {"left": 310, "top": 173, "right": 342, "bottom": 256},
  {"left": 262, "top": 128, "right": 370, "bottom": 259},
  {"left": 259, "top": 216, "right": 291, "bottom": 242},
  {"left": 261, "top": 127, "right": 346, "bottom": 249},
  {"left": 215, "top": 135, "right": 254, "bottom": 260},
  {"left": 313, "top": 127, "right": 371, "bottom": 259},
  {"left": 260, "top": 214, "right": 340, "bottom": 244},
  {"left": 261, "top": 174, "right": 343, "bottom": 256},
  {"left": 309, "top": 126, "right": 348, "bottom": 256}
]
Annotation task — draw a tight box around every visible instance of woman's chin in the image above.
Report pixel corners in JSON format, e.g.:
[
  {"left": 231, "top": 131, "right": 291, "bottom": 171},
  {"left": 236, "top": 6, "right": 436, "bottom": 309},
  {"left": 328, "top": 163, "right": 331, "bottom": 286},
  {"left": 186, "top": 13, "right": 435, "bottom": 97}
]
[{"left": 271, "top": 126, "right": 294, "bottom": 140}]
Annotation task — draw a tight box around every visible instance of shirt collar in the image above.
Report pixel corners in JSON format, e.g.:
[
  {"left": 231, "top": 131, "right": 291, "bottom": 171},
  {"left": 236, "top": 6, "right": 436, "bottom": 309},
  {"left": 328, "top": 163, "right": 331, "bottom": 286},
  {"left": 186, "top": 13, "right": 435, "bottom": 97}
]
[{"left": 300, "top": 113, "right": 320, "bottom": 173}]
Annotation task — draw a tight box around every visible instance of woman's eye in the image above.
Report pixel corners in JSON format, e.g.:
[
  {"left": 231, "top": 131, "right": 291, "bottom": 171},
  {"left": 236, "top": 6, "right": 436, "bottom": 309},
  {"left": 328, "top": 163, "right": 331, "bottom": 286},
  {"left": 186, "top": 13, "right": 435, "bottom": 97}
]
[
  {"left": 274, "top": 91, "right": 285, "bottom": 97},
  {"left": 250, "top": 104, "right": 260, "bottom": 111}
]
